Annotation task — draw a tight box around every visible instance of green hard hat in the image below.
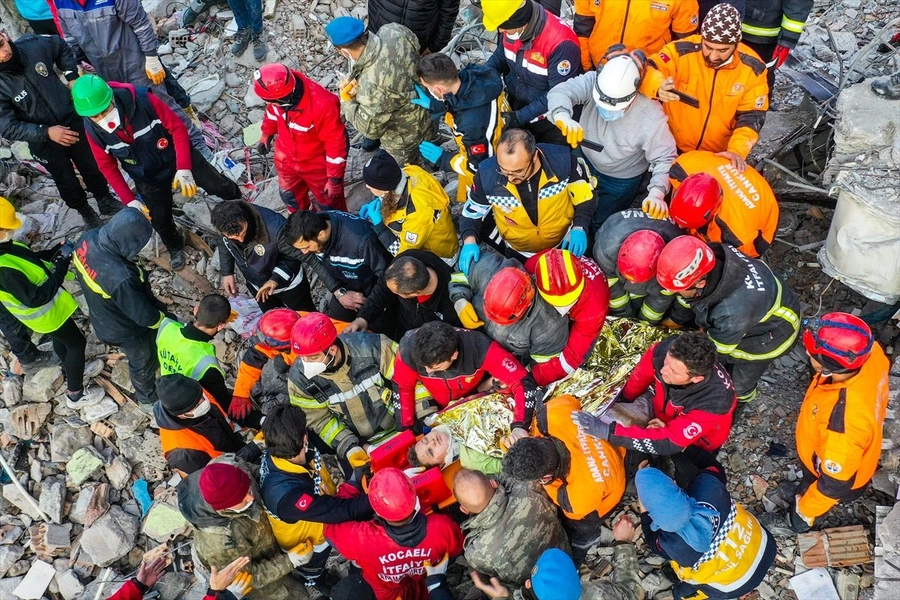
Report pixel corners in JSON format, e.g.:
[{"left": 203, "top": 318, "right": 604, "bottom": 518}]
[{"left": 71, "top": 74, "right": 113, "bottom": 117}]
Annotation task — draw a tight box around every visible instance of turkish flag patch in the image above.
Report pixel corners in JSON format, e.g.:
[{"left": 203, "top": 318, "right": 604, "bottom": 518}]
[
  {"left": 157, "top": 138, "right": 169, "bottom": 150},
  {"left": 295, "top": 494, "right": 314, "bottom": 511},
  {"left": 659, "top": 52, "right": 671, "bottom": 63},
  {"left": 470, "top": 143, "right": 487, "bottom": 155}
]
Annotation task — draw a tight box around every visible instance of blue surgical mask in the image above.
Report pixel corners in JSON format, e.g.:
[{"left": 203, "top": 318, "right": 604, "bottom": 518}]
[{"left": 597, "top": 106, "right": 625, "bottom": 121}]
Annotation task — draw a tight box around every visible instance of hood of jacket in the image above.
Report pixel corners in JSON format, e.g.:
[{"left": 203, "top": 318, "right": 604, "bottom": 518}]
[
  {"left": 462, "top": 484, "right": 509, "bottom": 534},
  {"left": 97, "top": 208, "right": 153, "bottom": 262},
  {"left": 447, "top": 65, "right": 504, "bottom": 111},
  {"left": 0, "top": 38, "right": 24, "bottom": 74}
]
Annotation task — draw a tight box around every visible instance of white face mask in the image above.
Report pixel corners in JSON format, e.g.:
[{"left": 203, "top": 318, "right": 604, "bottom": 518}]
[
  {"left": 230, "top": 498, "right": 254, "bottom": 513},
  {"left": 554, "top": 301, "right": 576, "bottom": 316},
  {"left": 506, "top": 31, "right": 522, "bottom": 41},
  {"left": 301, "top": 352, "right": 333, "bottom": 379},
  {"left": 96, "top": 107, "right": 121, "bottom": 133},
  {"left": 182, "top": 397, "right": 211, "bottom": 419}
]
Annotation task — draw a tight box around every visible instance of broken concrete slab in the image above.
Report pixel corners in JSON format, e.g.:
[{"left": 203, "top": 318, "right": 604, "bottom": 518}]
[
  {"left": 79, "top": 397, "right": 119, "bottom": 423},
  {"left": 66, "top": 447, "right": 105, "bottom": 486},
  {"left": 49, "top": 422, "right": 93, "bottom": 463},
  {"left": 79, "top": 505, "right": 138, "bottom": 567},
  {"left": 878, "top": 503, "right": 900, "bottom": 554},
  {"left": 142, "top": 503, "right": 191, "bottom": 543},
  {"left": 12, "top": 559, "right": 55, "bottom": 599},
  {"left": 1, "top": 375, "right": 23, "bottom": 408},
  {"left": 21, "top": 367, "right": 62, "bottom": 403},
  {"left": 84, "top": 483, "right": 111, "bottom": 528},
  {"left": 0, "top": 545, "right": 24, "bottom": 578},
  {"left": 105, "top": 456, "right": 132, "bottom": 490},
  {"left": 37, "top": 478, "right": 65, "bottom": 524},
  {"left": 107, "top": 399, "right": 150, "bottom": 438},
  {"left": 2, "top": 484, "right": 44, "bottom": 521},
  {"left": 54, "top": 570, "right": 84, "bottom": 600}
]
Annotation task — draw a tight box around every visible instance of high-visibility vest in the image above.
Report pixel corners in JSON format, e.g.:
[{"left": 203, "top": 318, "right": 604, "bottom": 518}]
[
  {"left": 156, "top": 318, "right": 223, "bottom": 380},
  {"left": 0, "top": 242, "right": 77, "bottom": 334}
]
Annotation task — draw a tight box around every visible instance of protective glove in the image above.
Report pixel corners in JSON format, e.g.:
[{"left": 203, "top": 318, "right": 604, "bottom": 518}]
[
  {"left": 641, "top": 187, "right": 669, "bottom": 220},
  {"left": 454, "top": 299, "right": 485, "bottom": 329},
  {"left": 403, "top": 466, "right": 426, "bottom": 478},
  {"left": 772, "top": 44, "right": 790, "bottom": 69},
  {"left": 226, "top": 572, "right": 252, "bottom": 600},
  {"left": 257, "top": 136, "right": 271, "bottom": 155},
  {"left": 411, "top": 84, "right": 432, "bottom": 110},
  {"left": 287, "top": 541, "right": 314, "bottom": 567},
  {"left": 501, "top": 111, "right": 520, "bottom": 129},
  {"left": 127, "top": 199, "right": 151, "bottom": 219},
  {"left": 172, "top": 170, "right": 198, "bottom": 198},
  {"left": 339, "top": 80, "right": 357, "bottom": 102},
  {"left": 144, "top": 55, "right": 165, "bottom": 85},
  {"left": 424, "top": 554, "right": 450, "bottom": 592},
  {"left": 229, "top": 396, "right": 252, "bottom": 420},
  {"left": 561, "top": 227, "right": 587, "bottom": 257},
  {"left": 325, "top": 178, "right": 345, "bottom": 205},
  {"left": 419, "top": 141, "right": 445, "bottom": 165},
  {"left": 345, "top": 446, "right": 370, "bottom": 469},
  {"left": 570, "top": 410, "right": 611, "bottom": 440},
  {"left": 554, "top": 113, "right": 584, "bottom": 148},
  {"left": 458, "top": 242, "right": 480, "bottom": 276},
  {"left": 359, "top": 198, "right": 383, "bottom": 226},
  {"left": 272, "top": 354, "right": 290, "bottom": 374}
]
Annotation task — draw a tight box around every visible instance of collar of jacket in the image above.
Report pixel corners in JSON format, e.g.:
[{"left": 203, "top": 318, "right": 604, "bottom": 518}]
[
  {"left": 519, "top": 0, "right": 546, "bottom": 45},
  {"left": 235, "top": 201, "right": 269, "bottom": 248},
  {"left": 503, "top": 148, "right": 559, "bottom": 198},
  {"left": 550, "top": 437, "right": 571, "bottom": 482},
  {"left": 270, "top": 454, "right": 312, "bottom": 476},
  {"left": 353, "top": 31, "right": 382, "bottom": 76},
  {"left": 462, "top": 483, "right": 508, "bottom": 533}
]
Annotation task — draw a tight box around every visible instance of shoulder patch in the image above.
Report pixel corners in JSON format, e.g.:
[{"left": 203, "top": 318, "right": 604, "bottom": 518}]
[
  {"left": 682, "top": 422, "right": 702, "bottom": 439},
  {"left": 404, "top": 231, "right": 419, "bottom": 244},
  {"left": 295, "top": 493, "right": 315, "bottom": 511},
  {"left": 557, "top": 60, "right": 572, "bottom": 76},
  {"left": 823, "top": 459, "right": 842, "bottom": 475}
]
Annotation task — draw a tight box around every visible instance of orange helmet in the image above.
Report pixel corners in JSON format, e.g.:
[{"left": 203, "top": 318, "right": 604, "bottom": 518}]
[
  {"left": 656, "top": 236, "right": 716, "bottom": 292},
  {"left": 483, "top": 268, "right": 536, "bottom": 325},
  {"left": 802, "top": 312, "right": 874, "bottom": 372},
  {"left": 534, "top": 250, "right": 585, "bottom": 307},
  {"left": 617, "top": 230, "right": 666, "bottom": 284},
  {"left": 670, "top": 173, "right": 723, "bottom": 230},
  {"left": 256, "top": 308, "right": 300, "bottom": 350},
  {"left": 291, "top": 312, "right": 338, "bottom": 355}
]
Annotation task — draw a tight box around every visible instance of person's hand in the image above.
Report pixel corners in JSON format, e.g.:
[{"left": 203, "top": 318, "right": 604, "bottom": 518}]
[
  {"left": 344, "top": 317, "right": 368, "bottom": 333},
  {"left": 48, "top": 125, "right": 79, "bottom": 146},
  {"left": 255, "top": 279, "right": 278, "bottom": 303},
  {"left": 501, "top": 427, "right": 529, "bottom": 449},
  {"left": 554, "top": 113, "right": 584, "bottom": 148},
  {"left": 715, "top": 151, "right": 747, "bottom": 173},
  {"left": 136, "top": 557, "right": 167, "bottom": 588},
  {"left": 412, "top": 84, "right": 432, "bottom": 110},
  {"left": 325, "top": 178, "right": 345, "bottom": 205},
  {"left": 458, "top": 240, "right": 480, "bottom": 276},
  {"left": 127, "top": 198, "right": 151, "bottom": 219},
  {"left": 424, "top": 553, "right": 449, "bottom": 578},
  {"left": 257, "top": 136, "right": 271, "bottom": 155},
  {"left": 229, "top": 396, "right": 252, "bottom": 420},
  {"left": 646, "top": 418, "right": 666, "bottom": 429},
  {"left": 419, "top": 141, "right": 444, "bottom": 165},
  {"left": 571, "top": 410, "right": 611, "bottom": 440},
  {"left": 336, "top": 289, "right": 365, "bottom": 311},
  {"left": 470, "top": 572, "right": 509, "bottom": 599},
  {"left": 561, "top": 227, "right": 587, "bottom": 257},
  {"left": 226, "top": 572, "right": 253, "bottom": 599},
  {"left": 657, "top": 77, "right": 679, "bottom": 102},
  {"left": 287, "top": 541, "right": 314, "bottom": 567},
  {"left": 454, "top": 299, "right": 484, "bottom": 329},
  {"left": 144, "top": 55, "right": 166, "bottom": 85},
  {"left": 221, "top": 274, "right": 238, "bottom": 296},
  {"left": 346, "top": 446, "right": 370, "bottom": 469},
  {"left": 501, "top": 111, "right": 520, "bottom": 129},
  {"left": 339, "top": 80, "right": 358, "bottom": 102},
  {"left": 172, "top": 169, "right": 198, "bottom": 197},
  {"left": 612, "top": 513, "right": 636, "bottom": 542},
  {"left": 358, "top": 199, "right": 382, "bottom": 226},
  {"left": 772, "top": 44, "right": 790, "bottom": 69},
  {"left": 641, "top": 187, "right": 669, "bottom": 219},
  {"left": 209, "top": 556, "right": 251, "bottom": 591}
]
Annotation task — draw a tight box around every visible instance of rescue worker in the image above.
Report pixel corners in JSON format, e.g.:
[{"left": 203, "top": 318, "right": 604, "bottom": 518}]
[
  {"left": 415, "top": 52, "right": 507, "bottom": 202},
  {"left": 254, "top": 63, "right": 348, "bottom": 213},
  {"left": 524, "top": 249, "right": 610, "bottom": 386},
  {"left": 0, "top": 31, "right": 119, "bottom": 229},
  {"left": 548, "top": 48, "right": 678, "bottom": 230},
  {"left": 393, "top": 320, "right": 538, "bottom": 435},
  {"left": 408, "top": 424, "right": 503, "bottom": 475},
  {"left": 668, "top": 151, "right": 779, "bottom": 259},
  {"left": 448, "top": 248, "right": 569, "bottom": 366},
  {"left": 154, "top": 374, "right": 260, "bottom": 474},
  {"left": 573, "top": 332, "right": 737, "bottom": 486},
  {"left": 259, "top": 404, "right": 372, "bottom": 591},
  {"left": 760, "top": 313, "right": 889, "bottom": 534},
  {"left": 177, "top": 459, "right": 315, "bottom": 600},
  {"left": 367, "top": 0, "right": 460, "bottom": 56},
  {"left": 502, "top": 394, "right": 627, "bottom": 566},
  {"left": 592, "top": 209, "right": 686, "bottom": 325},
  {"left": 640, "top": 3, "right": 769, "bottom": 171},
  {"left": 280, "top": 210, "right": 392, "bottom": 326},
  {"left": 458, "top": 128, "right": 596, "bottom": 271},
  {"left": 54, "top": 0, "right": 209, "bottom": 156},
  {"left": 638, "top": 466, "right": 776, "bottom": 600},
  {"left": 741, "top": 0, "right": 813, "bottom": 94},
  {"left": 358, "top": 150, "right": 459, "bottom": 261},
  {"left": 0, "top": 197, "right": 98, "bottom": 408},
  {"left": 226, "top": 0, "right": 268, "bottom": 61},
  {"left": 348, "top": 251, "right": 464, "bottom": 337},
  {"left": 325, "top": 468, "right": 464, "bottom": 600},
  {"left": 656, "top": 236, "right": 801, "bottom": 403},
  {"left": 453, "top": 468, "right": 570, "bottom": 586},
  {"left": 71, "top": 75, "right": 243, "bottom": 271},
  {"left": 574, "top": 0, "right": 700, "bottom": 69},
  {"left": 482, "top": 0, "right": 583, "bottom": 145},
  {"left": 325, "top": 16, "right": 435, "bottom": 165},
  {"left": 211, "top": 200, "right": 313, "bottom": 312},
  {"left": 73, "top": 208, "right": 172, "bottom": 408},
  {"left": 287, "top": 312, "right": 397, "bottom": 467}
]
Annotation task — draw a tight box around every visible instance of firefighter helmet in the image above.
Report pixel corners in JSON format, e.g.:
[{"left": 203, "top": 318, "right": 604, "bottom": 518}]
[
  {"left": 253, "top": 63, "right": 296, "bottom": 101},
  {"left": 256, "top": 308, "right": 300, "bottom": 350},
  {"left": 670, "top": 173, "right": 724, "bottom": 230},
  {"left": 368, "top": 468, "right": 418, "bottom": 522},
  {"left": 291, "top": 312, "right": 338, "bottom": 355},
  {"left": 617, "top": 230, "right": 666, "bottom": 284},
  {"left": 656, "top": 235, "right": 716, "bottom": 292},
  {"left": 802, "top": 312, "right": 874, "bottom": 372},
  {"left": 484, "top": 268, "right": 536, "bottom": 325},
  {"left": 534, "top": 250, "right": 586, "bottom": 307}
]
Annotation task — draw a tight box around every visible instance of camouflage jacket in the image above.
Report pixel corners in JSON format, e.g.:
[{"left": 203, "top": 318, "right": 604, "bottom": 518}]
[{"left": 462, "top": 480, "right": 570, "bottom": 586}]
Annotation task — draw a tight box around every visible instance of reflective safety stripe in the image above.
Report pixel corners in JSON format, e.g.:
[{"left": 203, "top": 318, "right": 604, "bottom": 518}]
[
  {"left": 740, "top": 23, "right": 781, "bottom": 37},
  {"left": 606, "top": 276, "right": 620, "bottom": 286},
  {"left": 737, "top": 388, "right": 758, "bottom": 402},
  {"left": 641, "top": 302, "right": 665, "bottom": 321},
  {"left": 318, "top": 417, "right": 345, "bottom": 445},
  {"left": 559, "top": 352, "right": 576, "bottom": 374},
  {"left": 449, "top": 152, "right": 468, "bottom": 177},
  {"left": 2, "top": 287, "right": 63, "bottom": 322},
  {"left": 449, "top": 272, "right": 469, "bottom": 285},
  {"left": 677, "top": 296, "right": 691, "bottom": 309},
  {"left": 73, "top": 255, "right": 111, "bottom": 299},
  {"left": 781, "top": 15, "right": 806, "bottom": 33},
  {"left": 325, "top": 374, "right": 383, "bottom": 405},
  {"left": 132, "top": 119, "right": 163, "bottom": 139},
  {"left": 190, "top": 354, "right": 224, "bottom": 379},
  {"left": 531, "top": 353, "right": 558, "bottom": 363},
  {"left": 628, "top": 293, "right": 647, "bottom": 300},
  {"left": 711, "top": 338, "right": 739, "bottom": 355},
  {"left": 730, "top": 278, "right": 800, "bottom": 361},
  {"left": 609, "top": 293, "right": 630, "bottom": 309},
  {"left": 325, "top": 156, "right": 346, "bottom": 164}
]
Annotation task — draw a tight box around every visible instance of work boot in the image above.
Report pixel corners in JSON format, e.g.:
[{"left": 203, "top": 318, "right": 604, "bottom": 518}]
[
  {"left": 871, "top": 71, "right": 900, "bottom": 100},
  {"left": 77, "top": 205, "right": 102, "bottom": 229},
  {"left": 251, "top": 32, "right": 268, "bottom": 61},
  {"left": 95, "top": 195, "right": 122, "bottom": 216},
  {"left": 20, "top": 350, "right": 57, "bottom": 374},
  {"left": 65, "top": 385, "right": 105, "bottom": 410},
  {"left": 758, "top": 509, "right": 811, "bottom": 536},
  {"left": 231, "top": 28, "right": 251, "bottom": 56},
  {"left": 169, "top": 248, "right": 186, "bottom": 271}
]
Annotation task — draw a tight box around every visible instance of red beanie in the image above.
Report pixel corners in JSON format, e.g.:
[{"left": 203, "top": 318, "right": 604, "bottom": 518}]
[{"left": 199, "top": 463, "right": 251, "bottom": 510}]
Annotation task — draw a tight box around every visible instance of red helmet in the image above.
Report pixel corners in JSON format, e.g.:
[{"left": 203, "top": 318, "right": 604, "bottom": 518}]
[
  {"left": 656, "top": 235, "right": 716, "bottom": 292},
  {"left": 253, "top": 63, "right": 296, "bottom": 101},
  {"left": 534, "top": 250, "right": 585, "bottom": 307},
  {"left": 802, "top": 312, "right": 874, "bottom": 372},
  {"left": 290, "top": 312, "right": 338, "bottom": 356},
  {"left": 617, "top": 230, "right": 666, "bottom": 284},
  {"left": 483, "top": 268, "right": 535, "bottom": 324},
  {"left": 670, "top": 173, "right": 723, "bottom": 230},
  {"left": 256, "top": 308, "right": 300, "bottom": 350},
  {"left": 368, "top": 468, "right": 417, "bottom": 522}
]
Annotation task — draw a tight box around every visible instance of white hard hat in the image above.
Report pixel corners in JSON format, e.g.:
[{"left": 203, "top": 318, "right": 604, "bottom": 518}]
[{"left": 592, "top": 55, "right": 642, "bottom": 111}]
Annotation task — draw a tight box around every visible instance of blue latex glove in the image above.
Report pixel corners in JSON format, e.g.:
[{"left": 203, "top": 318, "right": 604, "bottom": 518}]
[
  {"left": 458, "top": 242, "right": 480, "bottom": 276},
  {"left": 561, "top": 228, "right": 588, "bottom": 257},
  {"left": 368, "top": 198, "right": 383, "bottom": 226},
  {"left": 419, "top": 141, "right": 444, "bottom": 165},
  {"left": 358, "top": 199, "right": 378, "bottom": 222},
  {"left": 132, "top": 479, "right": 153, "bottom": 517},
  {"left": 412, "top": 84, "right": 432, "bottom": 110}
]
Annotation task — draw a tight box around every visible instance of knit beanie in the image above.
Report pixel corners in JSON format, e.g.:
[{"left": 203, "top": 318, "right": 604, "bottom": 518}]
[
  {"left": 199, "top": 463, "right": 251, "bottom": 510},
  {"left": 158, "top": 374, "right": 204, "bottom": 415},
  {"left": 530, "top": 548, "right": 581, "bottom": 600},
  {"left": 701, "top": 3, "right": 743, "bottom": 44},
  {"left": 363, "top": 150, "right": 403, "bottom": 191},
  {"left": 501, "top": 0, "right": 534, "bottom": 30}
]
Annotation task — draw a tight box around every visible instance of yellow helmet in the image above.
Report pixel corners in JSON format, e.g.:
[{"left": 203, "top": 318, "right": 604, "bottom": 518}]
[
  {"left": 0, "top": 196, "right": 22, "bottom": 231},
  {"left": 482, "top": 0, "right": 526, "bottom": 32}
]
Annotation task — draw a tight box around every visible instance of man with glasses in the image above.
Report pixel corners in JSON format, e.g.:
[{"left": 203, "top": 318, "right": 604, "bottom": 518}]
[{"left": 457, "top": 128, "right": 595, "bottom": 276}]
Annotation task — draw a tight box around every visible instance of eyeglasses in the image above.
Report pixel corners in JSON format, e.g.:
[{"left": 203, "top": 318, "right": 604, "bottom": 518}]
[{"left": 498, "top": 152, "right": 537, "bottom": 180}]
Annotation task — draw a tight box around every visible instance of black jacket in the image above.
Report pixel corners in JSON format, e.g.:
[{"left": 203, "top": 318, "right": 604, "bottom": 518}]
[
  {"left": 357, "top": 249, "right": 462, "bottom": 335},
  {"left": 367, "top": 0, "right": 460, "bottom": 54},
  {"left": 0, "top": 34, "right": 81, "bottom": 147},
  {"left": 218, "top": 201, "right": 304, "bottom": 290},
  {"left": 0, "top": 241, "right": 67, "bottom": 310},
  {"left": 154, "top": 401, "right": 248, "bottom": 474}
]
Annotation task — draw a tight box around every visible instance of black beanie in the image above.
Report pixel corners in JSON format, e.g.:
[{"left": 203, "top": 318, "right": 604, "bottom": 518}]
[
  {"left": 501, "top": 0, "right": 534, "bottom": 30},
  {"left": 158, "top": 374, "right": 204, "bottom": 414},
  {"left": 363, "top": 150, "right": 403, "bottom": 191}
]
